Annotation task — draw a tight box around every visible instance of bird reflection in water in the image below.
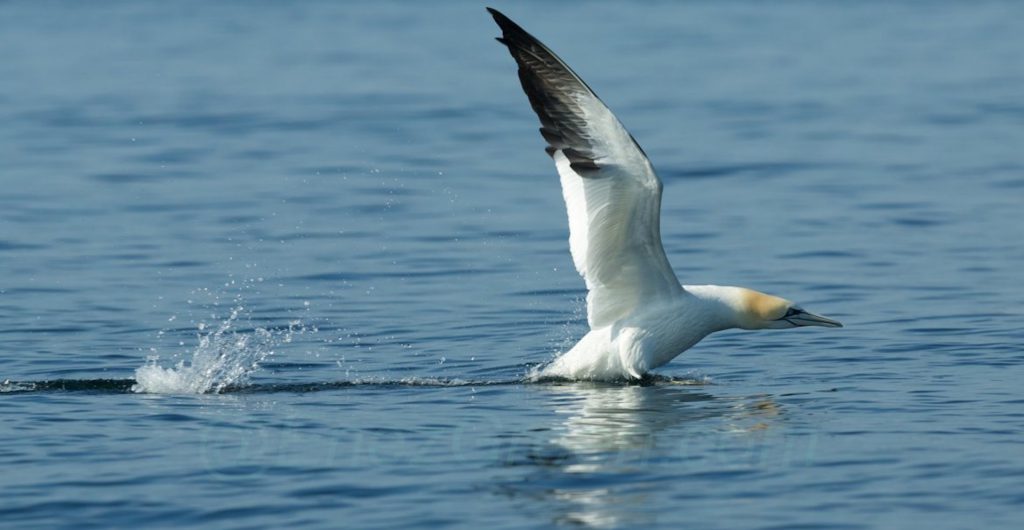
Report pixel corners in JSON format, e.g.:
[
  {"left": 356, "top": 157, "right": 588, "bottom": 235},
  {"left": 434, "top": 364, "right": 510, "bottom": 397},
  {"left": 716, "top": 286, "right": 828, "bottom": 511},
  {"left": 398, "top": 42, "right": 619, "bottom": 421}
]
[{"left": 504, "top": 379, "right": 782, "bottom": 528}]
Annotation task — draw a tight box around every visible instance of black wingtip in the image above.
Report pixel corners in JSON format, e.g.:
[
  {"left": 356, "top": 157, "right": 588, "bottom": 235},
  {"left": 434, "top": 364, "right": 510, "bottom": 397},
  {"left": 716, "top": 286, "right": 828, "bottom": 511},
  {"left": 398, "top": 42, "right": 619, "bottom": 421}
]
[
  {"left": 486, "top": 6, "right": 504, "bottom": 25},
  {"left": 488, "top": 8, "right": 521, "bottom": 48},
  {"left": 486, "top": 7, "right": 524, "bottom": 36}
]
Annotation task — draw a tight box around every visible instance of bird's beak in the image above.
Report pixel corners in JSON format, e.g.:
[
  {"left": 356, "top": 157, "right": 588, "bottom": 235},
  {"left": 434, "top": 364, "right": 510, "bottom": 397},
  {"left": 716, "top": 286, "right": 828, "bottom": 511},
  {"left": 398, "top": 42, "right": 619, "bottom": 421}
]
[{"left": 786, "top": 309, "right": 843, "bottom": 328}]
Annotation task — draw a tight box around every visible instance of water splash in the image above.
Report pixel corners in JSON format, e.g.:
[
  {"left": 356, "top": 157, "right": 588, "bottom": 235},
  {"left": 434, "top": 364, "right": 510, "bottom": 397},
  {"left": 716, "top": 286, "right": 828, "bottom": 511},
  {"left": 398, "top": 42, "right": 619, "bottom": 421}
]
[
  {"left": 132, "top": 307, "right": 300, "bottom": 394},
  {"left": 0, "top": 380, "right": 38, "bottom": 393}
]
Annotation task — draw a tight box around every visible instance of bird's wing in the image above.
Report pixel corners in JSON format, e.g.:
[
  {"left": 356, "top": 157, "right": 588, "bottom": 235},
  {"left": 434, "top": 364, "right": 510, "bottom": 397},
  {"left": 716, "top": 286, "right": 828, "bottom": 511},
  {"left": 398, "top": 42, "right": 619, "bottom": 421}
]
[{"left": 489, "top": 8, "right": 683, "bottom": 329}]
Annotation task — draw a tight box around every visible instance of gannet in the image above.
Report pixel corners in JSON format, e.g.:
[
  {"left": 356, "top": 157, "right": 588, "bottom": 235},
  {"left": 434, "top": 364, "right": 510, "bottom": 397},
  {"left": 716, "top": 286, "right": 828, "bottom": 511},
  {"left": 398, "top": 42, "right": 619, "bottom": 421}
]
[{"left": 488, "top": 8, "right": 842, "bottom": 381}]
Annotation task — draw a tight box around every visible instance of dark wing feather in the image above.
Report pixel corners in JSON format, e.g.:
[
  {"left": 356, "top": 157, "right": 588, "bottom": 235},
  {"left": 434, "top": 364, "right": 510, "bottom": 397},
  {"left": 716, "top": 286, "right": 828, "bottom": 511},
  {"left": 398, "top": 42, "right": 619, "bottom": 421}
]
[{"left": 488, "top": 7, "right": 606, "bottom": 174}]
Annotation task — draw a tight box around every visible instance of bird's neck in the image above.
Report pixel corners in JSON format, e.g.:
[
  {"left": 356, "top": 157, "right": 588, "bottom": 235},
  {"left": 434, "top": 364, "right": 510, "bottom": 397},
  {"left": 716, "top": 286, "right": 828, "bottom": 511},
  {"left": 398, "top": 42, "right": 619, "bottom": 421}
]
[{"left": 681, "top": 284, "right": 749, "bottom": 331}]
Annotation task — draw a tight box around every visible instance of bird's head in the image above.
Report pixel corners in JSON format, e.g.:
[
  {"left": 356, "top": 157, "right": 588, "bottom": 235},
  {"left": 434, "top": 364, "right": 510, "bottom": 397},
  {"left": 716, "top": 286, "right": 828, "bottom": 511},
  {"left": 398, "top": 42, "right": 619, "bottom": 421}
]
[{"left": 730, "top": 287, "right": 843, "bottom": 330}]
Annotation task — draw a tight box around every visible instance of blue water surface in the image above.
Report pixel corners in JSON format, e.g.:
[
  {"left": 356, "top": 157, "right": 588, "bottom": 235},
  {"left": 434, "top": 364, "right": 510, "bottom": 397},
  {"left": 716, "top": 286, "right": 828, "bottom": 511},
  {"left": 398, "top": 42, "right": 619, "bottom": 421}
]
[{"left": 2, "top": 1, "right": 1023, "bottom": 528}]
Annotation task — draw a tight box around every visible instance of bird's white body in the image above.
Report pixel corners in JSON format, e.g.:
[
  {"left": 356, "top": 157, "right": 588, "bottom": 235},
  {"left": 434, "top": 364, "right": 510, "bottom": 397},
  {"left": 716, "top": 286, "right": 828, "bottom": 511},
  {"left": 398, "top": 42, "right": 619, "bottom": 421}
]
[
  {"left": 543, "top": 285, "right": 750, "bottom": 380},
  {"left": 489, "top": 9, "right": 841, "bottom": 381}
]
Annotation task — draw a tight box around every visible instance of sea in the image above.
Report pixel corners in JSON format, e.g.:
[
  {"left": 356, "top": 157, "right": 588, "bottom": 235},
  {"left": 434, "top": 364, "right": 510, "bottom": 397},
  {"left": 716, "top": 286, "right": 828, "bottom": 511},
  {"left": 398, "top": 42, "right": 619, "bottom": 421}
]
[{"left": 2, "top": 1, "right": 1023, "bottom": 528}]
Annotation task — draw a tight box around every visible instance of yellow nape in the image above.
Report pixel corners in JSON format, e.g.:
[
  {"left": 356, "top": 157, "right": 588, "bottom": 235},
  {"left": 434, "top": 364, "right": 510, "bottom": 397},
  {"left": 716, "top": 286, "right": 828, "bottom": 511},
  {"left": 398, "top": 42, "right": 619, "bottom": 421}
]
[{"left": 740, "top": 288, "right": 792, "bottom": 322}]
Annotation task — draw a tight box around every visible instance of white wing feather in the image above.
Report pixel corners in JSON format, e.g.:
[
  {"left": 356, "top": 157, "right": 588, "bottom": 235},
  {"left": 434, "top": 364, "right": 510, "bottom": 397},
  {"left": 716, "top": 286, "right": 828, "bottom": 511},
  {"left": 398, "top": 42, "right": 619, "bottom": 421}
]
[
  {"left": 492, "top": 9, "right": 683, "bottom": 328},
  {"left": 555, "top": 150, "right": 681, "bottom": 328}
]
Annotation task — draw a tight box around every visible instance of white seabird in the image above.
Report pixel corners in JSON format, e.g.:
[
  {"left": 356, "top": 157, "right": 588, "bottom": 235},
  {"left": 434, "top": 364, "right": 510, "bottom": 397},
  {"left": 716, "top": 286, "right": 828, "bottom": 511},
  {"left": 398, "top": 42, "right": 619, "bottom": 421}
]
[{"left": 488, "top": 8, "right": 842, "bottom": 381}]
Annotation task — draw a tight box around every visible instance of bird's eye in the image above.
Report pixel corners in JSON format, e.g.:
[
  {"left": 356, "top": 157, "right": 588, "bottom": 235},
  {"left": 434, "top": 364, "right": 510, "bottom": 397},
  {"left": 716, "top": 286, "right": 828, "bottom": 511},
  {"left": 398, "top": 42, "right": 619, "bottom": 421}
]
[{"left": 784, "top": 307, "right": 802, "bottom": 318}]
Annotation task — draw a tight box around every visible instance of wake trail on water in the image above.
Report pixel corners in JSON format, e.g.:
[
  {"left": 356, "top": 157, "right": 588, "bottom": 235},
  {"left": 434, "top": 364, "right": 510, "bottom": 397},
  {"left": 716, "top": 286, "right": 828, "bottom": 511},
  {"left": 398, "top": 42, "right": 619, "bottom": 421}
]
[
  {"left": 1, "top": 305, "right": 709, "bottom": 395},
  {"left": 1, "top": 374, "right": 709, "bottom": 395}
]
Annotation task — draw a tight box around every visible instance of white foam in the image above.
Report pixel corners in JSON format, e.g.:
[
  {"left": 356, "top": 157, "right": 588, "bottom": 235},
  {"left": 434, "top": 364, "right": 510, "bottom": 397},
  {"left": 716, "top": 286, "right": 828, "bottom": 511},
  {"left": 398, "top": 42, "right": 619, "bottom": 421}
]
[
  {"left": 133, "top": 307, "right": 299, "bottom": 394},
  {"left": 0, "top": 380, "right": 36, "bottom": 393}
]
